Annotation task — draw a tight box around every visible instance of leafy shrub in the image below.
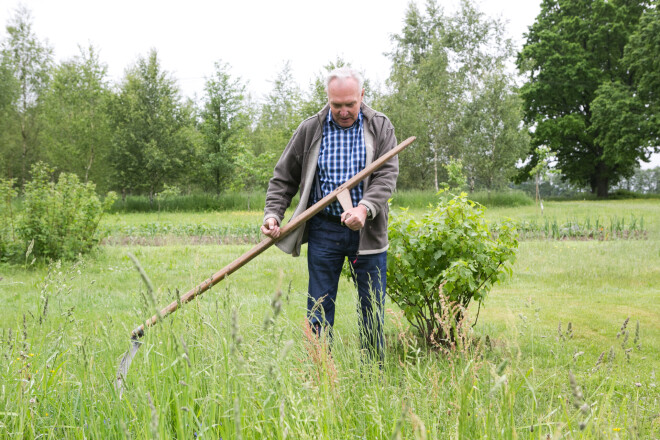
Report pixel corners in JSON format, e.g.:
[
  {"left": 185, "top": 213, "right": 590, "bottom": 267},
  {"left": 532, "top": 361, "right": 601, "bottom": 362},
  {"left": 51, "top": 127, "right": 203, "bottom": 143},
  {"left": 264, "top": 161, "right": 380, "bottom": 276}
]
[
  {"left": 387, "top": 192, "right": 518, "bottom": 345},
  {"left": 9, "top": 163, "right": 117, "bottom": 261}
]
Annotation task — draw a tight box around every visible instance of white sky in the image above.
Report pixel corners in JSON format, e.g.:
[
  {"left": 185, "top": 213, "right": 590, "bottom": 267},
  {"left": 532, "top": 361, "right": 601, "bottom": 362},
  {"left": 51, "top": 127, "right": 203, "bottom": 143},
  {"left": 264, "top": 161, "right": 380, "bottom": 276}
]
[
  {"left": 0, "top": 0, "right": 541, "bottom": 98},
  {"left": 2, "top": 0, "right": 658, "bottom": 168}
]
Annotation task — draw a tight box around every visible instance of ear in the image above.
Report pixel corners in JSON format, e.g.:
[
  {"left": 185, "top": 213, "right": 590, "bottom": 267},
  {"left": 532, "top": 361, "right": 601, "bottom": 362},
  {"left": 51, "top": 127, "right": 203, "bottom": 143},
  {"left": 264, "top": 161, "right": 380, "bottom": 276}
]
[{"left": 361, "top": 88, "right": 365, "bottom": 98}]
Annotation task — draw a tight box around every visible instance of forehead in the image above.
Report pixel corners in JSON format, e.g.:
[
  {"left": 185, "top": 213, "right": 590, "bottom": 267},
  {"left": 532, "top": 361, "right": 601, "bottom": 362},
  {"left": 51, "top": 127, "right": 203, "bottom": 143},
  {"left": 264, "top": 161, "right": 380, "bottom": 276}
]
[{"left": 327, "top": 78, "right": 362, "bottom": 103}]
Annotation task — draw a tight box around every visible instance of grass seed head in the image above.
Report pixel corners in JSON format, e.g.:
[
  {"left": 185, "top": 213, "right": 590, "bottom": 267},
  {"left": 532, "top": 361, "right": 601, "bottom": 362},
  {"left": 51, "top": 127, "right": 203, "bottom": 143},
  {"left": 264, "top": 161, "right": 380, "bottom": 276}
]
[
  {"left": 568, "top": 371, "right": 584, "bottom": 406},
  {"left": 617, "top": 317, "right": 629, "bottom": 337},
  {"left": 146, "top": 392, "right": 159, "bottom": 439},
  {"left": 593, "top": 351, "right": 605, "bottom": 372},
  {"left": 607, "top": 346, "right": 616, "bottom": 369}
]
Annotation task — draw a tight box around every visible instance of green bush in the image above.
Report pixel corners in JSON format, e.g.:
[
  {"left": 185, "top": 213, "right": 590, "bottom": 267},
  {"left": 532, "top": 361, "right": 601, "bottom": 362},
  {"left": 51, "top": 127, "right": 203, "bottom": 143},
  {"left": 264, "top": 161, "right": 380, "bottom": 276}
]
[
  {"left": 7, "top": 163, "right": 117, "bottom": 262},
  {"left": 387, "top": 192, "right": 518, "bottom": 345}
]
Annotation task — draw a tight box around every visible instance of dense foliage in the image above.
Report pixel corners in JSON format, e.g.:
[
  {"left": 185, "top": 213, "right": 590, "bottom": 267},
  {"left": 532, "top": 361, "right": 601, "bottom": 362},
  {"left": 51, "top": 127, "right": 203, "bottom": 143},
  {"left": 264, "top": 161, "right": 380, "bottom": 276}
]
[
  {"left": 387, "top": 193, "right": 518, "bottom": 344},
  {"left": 517, "top": 0, "right": 659, "bottom": 197},
  {"left": 382, "top": 0, "right": 529, "bottom": 191},
  {"left": 0, "top": 163, "right": 116, "bottom": 262},
  {"left": 0, "top": 1, "right": 658, "bottom": 198}
]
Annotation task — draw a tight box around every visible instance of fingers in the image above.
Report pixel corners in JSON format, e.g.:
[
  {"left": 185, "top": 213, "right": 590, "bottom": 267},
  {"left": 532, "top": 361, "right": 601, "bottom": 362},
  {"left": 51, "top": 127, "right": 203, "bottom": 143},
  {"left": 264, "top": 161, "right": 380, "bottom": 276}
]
[
  {"left": 341, "top": 206, "right": 366, "bottom": 231},
  {"left": 261, "top": 218, "right": 281, "bottom": 238}
]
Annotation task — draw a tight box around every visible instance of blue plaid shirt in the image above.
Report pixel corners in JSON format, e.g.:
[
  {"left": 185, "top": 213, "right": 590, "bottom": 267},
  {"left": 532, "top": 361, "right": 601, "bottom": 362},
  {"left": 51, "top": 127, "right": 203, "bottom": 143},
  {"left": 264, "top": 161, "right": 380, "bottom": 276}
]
[{"left": 312, "top": 110, "right": 366, "bottom": 216}]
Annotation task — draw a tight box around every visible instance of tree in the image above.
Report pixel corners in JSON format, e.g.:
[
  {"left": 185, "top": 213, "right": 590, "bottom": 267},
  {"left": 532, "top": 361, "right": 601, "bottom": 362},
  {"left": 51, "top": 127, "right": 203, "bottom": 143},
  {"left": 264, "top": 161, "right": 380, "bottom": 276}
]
[
  {"left": 621, "top": 5, "right": 660, "bottom": 159},
  {"left": 461, "top": 73, "right": 530, "bottom": 191},
  {"left": 384, "top": 0, "right": 454, "bottom": 190},
  {"left": 109, "top": 49, "right": 196, "bottom": 198},
  {"left": 255, "top": 61, "right": 303, "bottom": 145},
  {"left": 199, "top": 61, "right": 249, "bottom": 193},
  {"left": 517, "top": 0, "right": 651, "bottom": 197},
  {"left": 528, "top": 145, "right": 558, "bottom": 208},
  {"left": 0, "top": 6, "right": 52, "bottom": 186},
  {"left": 41, "top": 45, "right": 112, "bottom": 189},
  {"left": 385, "top": 0, "right": 520, "bottom": 191},
  {"left": 0, "top": 52, "right": 20, "bottom": 179},
  {"left": 245, "top": 62, "right": 303, "bottom": 189}
]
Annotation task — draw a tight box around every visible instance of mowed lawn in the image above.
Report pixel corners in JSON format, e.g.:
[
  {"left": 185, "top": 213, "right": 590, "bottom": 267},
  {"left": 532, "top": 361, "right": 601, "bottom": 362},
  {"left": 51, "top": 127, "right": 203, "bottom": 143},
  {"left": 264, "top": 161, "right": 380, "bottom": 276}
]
[{"left": 0, "top": 199, "right": 658, "bottom": 438}]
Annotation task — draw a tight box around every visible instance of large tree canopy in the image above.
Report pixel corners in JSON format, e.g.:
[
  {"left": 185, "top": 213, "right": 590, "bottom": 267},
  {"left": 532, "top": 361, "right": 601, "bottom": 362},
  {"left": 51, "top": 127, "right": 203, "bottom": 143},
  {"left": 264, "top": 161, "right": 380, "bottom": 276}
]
[{"left": 517, "top": 0, "right": 655, "bottom": 197}]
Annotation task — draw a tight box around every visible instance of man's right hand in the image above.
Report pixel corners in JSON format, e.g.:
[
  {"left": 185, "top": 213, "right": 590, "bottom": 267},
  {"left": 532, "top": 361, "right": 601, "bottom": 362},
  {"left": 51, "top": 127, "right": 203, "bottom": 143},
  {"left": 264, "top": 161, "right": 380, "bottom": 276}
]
[{"left": 261, "top": 217, "right": 281, "bottom": 239}]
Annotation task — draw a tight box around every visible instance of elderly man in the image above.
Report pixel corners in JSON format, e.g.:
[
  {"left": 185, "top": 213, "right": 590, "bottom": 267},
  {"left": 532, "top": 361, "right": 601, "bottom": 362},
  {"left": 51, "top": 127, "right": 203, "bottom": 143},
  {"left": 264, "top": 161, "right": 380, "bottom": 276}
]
[{"left": 261, "top": 67, "right": 398, "bottom": 361}]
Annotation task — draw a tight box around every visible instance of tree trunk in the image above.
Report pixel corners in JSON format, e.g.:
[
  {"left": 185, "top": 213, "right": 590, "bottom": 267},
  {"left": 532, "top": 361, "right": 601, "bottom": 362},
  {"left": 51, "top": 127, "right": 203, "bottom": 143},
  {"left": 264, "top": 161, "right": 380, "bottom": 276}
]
[
  {"left": 433, "top": 149, "right": 438, "bottom": 192},
  {"left": 21, "top": 119, "right": 27, "bottom": 188},
  {"left": 85, "top": 120, "right": 95, "bottom": 183},
  {"left": 596, "top": 177, "right": 609, "bottom": 198},
  {"left": 85, "top": 146, "right": 94, "bottom": 183},
  {"left": 535, "top": 173, "right": 540, "bottom": 206},
  {"left": 593, "top": 163, "right": 610, "bottom": 198}
]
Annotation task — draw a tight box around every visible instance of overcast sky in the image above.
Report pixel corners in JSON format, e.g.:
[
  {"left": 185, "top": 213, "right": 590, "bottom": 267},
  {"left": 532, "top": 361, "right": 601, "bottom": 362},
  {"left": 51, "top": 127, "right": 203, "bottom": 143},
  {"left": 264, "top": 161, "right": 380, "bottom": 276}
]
[
  {"left": 2, "top": 0, "right": 658, "bottom": 168},
  {"left": 0, "top": 0, "right": 541, "bottom": 98}
]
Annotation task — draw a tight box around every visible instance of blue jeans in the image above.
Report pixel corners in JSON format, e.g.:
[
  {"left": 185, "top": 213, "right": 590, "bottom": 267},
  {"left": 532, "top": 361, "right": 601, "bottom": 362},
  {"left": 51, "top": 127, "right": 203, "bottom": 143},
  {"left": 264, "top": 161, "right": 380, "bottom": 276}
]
[{"left": 307, "top": 215, "right": 387, "bottom": 361}]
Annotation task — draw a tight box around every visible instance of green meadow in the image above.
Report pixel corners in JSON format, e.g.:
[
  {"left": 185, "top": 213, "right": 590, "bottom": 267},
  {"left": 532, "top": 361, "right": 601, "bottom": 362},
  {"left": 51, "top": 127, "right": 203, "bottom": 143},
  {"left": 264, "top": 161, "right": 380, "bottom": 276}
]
[{"left": 0, "top": 199, "right": 658, "bottom": 439}]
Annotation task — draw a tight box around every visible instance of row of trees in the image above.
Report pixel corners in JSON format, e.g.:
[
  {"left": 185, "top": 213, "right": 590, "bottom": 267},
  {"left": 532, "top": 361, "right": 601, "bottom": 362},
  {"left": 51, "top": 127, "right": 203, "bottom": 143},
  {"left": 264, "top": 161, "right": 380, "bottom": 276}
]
[{"left": 1, "top": 1, "right": 658, "bottom": 198}]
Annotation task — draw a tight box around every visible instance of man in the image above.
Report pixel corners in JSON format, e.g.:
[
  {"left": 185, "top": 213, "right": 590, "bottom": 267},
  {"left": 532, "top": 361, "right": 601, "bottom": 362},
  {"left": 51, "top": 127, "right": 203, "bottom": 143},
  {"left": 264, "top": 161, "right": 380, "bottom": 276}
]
[{"left": 261, "top": 67, "right": 398, "bottom": 360}]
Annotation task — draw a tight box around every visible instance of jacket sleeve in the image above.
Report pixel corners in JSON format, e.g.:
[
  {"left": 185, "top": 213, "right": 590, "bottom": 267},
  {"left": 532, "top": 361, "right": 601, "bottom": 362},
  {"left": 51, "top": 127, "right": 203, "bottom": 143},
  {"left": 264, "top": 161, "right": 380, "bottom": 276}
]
[
  {"left": 360, "top": 115, "right": 398, "bottom": 219},
  {"left": 263, "top": 125, "right": 305, "bottom": 224}
]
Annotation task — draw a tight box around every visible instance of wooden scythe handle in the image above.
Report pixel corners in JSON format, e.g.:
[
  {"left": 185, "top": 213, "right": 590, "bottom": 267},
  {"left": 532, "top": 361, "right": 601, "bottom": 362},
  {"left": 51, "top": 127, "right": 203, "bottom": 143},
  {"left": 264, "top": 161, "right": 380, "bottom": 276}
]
[{"left": 130, "top": 136, "right": 416, "bottom": 338}]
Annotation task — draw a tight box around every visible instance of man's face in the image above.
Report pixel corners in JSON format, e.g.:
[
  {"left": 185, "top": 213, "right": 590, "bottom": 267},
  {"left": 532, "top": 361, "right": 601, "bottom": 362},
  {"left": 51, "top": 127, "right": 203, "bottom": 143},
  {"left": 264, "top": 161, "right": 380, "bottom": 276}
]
[{"left": 327, "top": 77, "right": 364, "bottom": 128}]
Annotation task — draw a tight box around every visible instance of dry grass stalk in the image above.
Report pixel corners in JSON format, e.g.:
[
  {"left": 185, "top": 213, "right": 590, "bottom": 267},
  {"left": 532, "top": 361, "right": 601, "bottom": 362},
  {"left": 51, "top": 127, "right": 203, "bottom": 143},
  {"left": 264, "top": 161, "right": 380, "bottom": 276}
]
[
  {"left": 568, "top": 371, "right": 590, "bottom": 430},
  {"left": 146, "top": 392, "right": 159, "bottom": 439},
  {"left": 429, "top": 284, "right": 472, "bottom": 358},
  {"left": 386, "top": 308, "right": 417, "bottom": 366},
  {"left": 301, "top": 320, "right": 337, "bottom": 392}
]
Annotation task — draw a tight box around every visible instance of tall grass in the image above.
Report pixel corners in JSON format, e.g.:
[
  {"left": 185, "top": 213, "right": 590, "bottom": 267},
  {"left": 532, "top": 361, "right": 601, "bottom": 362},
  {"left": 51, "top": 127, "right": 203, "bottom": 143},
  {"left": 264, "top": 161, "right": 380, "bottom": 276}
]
[
  {"left": 1, "top": 200, "right": 658, "bottom": 438},
  {"left": 1, "top": 252, "right": 656, "bottom": 438}
]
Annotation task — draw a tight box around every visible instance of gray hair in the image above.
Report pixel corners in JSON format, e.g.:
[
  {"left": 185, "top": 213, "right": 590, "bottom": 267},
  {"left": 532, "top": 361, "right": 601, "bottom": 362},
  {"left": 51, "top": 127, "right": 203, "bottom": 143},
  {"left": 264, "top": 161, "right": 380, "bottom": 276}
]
[{"left": 325, "top": 66, "right": 364, "bottom": 92}]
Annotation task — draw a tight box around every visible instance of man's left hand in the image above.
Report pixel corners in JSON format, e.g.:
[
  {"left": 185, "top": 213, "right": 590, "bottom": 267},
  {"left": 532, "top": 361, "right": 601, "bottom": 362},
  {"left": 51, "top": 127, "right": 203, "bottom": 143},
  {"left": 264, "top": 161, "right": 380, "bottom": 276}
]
[{"left": 341, "top": 205, "right": 368, "bottom": 231}]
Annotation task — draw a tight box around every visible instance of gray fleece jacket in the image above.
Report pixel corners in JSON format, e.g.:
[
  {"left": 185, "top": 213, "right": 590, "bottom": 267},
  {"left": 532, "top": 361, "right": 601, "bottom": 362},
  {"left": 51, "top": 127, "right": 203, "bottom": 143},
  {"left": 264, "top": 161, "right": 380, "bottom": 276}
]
[{"left": 263, "top": 102, "right": 398, "bottom": 257}]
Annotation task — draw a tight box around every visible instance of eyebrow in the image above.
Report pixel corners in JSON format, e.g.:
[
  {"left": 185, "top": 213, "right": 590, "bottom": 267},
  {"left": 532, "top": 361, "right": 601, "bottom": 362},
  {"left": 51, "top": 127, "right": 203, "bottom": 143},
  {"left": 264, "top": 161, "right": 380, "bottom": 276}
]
[{"left": 331, "top": 100, "right": 357, "bottom": 107}]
